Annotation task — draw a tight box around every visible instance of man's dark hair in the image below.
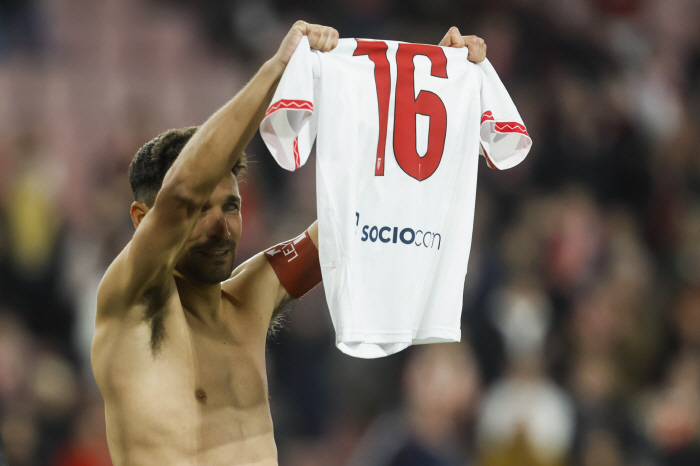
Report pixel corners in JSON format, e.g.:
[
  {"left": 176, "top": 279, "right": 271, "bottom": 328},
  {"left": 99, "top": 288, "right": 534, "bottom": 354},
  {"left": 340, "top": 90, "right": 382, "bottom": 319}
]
[{"left": 129, "top": 126, "right": 248, "bottom": 207}]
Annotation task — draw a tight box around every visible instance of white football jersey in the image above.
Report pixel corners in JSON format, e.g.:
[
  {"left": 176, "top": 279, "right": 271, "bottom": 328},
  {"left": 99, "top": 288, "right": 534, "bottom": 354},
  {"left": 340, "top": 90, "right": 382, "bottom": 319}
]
[{"left": 261, "top": 36, "right": 531, "bottom": 358}]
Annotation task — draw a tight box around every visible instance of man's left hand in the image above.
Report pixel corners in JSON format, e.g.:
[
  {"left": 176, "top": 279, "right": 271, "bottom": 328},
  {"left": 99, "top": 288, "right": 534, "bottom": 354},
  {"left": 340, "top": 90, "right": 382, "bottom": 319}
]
[{"left": 439, "top": 27, "right": 486, "bottom": 63}]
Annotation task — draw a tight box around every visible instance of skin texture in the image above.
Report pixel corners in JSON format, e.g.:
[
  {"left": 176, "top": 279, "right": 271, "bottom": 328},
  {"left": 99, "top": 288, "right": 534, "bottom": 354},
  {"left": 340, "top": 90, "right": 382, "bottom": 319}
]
[{"left": 92, "top": 22, "right": 484, "bottom": 466}]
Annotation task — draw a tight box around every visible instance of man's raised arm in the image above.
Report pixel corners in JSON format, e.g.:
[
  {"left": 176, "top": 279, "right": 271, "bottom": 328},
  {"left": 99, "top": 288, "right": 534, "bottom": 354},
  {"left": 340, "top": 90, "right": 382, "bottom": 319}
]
[
  {"left": 163, "top": 23, "right": 338, "bottom": 213},
  {"left": 97, "top": 22, "right": 339, "bottom": 316}
]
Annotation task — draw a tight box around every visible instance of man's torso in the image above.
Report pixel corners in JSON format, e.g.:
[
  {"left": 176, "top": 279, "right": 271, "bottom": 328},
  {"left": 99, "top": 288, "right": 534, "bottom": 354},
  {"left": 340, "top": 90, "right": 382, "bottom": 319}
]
[{"left": 92, "top": 260, "right": 278, "bottom": 466}]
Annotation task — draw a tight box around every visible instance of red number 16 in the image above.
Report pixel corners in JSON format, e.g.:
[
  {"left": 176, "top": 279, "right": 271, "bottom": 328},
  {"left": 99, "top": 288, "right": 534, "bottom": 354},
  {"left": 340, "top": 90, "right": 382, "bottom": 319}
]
[{"left": 353, "top": 40, "right": 448, "bottom": 181}]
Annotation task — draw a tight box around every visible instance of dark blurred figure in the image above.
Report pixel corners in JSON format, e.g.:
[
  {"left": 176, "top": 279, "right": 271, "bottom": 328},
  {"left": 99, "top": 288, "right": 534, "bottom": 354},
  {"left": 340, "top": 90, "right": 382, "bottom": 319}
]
[
  {"left": 641, "top": 351, "right": 700, "bottom": 466},
  {"left": 52, "top": 396, "right": 112, "bottom": 466},
  {"left": 0, "top": 430, "right": 7, "bottom": 466},
  {"left": 349, "top": 341, "right": 481, "bottom": 466},
  {"left": 0, "top": 0, "right": 45, "bottom": 55},
  {"left": 0, "top": 129, "right": 74, "bottom": 350}
]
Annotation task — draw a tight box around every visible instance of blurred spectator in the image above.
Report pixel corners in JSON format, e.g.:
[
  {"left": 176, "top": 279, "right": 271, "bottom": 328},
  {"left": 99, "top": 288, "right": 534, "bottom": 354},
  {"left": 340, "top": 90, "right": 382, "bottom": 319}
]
[
  {"left": 349, "top": 341, "right": 481, "bottom": 466},
  {"left": 672, "top": 286, "right": 700, "bottom": 349},
  {"left": 0, "top": 311, "right": 33, "bottom": 403},
  {"left": 0, "top": 129, "right": 73, "bottom": 347},
  {"left": 476, "top": 281, "right": 576, "bottom": 466},
  {"left": 641, "top": 351, "right": 700, "bottom": 466},
  {"left": 0, "top": 430, "right": 7, "bottom": 466},
  {"left": 52, "top": 397, "right": 111, "bottom": 466},
  {"left": 0, "top": 0, "right": 45, "bottom": 55}
]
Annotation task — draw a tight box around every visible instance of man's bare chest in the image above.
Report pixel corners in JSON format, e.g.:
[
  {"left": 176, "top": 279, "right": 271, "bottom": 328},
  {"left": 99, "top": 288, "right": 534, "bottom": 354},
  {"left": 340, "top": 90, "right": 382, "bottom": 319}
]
[
  {"left": 96, "top": 304, "right": 276, "bottom": 462},
  {"left": 99, "top": 302, "right": 269, "bottom": 411},
  {"left": 184, "top": 320, "right": 269, "bottom": 411}
]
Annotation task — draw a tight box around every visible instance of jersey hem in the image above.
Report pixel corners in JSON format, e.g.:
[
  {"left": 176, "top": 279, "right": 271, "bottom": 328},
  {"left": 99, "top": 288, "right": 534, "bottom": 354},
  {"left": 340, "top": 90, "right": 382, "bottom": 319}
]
[
  {"left": 336, "top": 327, "right": 462, "bottom": 358},
  {"left": 336, "top": 327, "right": 461, "bottom": 341}
]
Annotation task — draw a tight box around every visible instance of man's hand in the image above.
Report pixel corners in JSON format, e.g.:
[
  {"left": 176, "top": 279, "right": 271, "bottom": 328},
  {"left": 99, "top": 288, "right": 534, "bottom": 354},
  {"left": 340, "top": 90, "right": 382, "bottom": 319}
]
[
  {"left": 272, "top": 21, "right": 339, "bottom": 68},
  {"left": 439, "top": 26, "right": 486, "bottom": 63}
]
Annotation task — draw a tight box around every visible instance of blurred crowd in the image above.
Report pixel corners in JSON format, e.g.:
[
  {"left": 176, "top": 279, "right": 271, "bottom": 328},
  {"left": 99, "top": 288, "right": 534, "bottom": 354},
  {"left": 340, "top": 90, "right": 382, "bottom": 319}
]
[{"left": 1, "top": 0, "right": 700, "bottom": 465}]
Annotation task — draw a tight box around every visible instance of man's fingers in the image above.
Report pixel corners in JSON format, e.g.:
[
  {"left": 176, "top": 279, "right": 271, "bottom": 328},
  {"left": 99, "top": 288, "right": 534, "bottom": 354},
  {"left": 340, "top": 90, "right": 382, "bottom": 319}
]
[
  {"left": 438, "top": 29, "right": 487, "bottom": 63},
  {"left": 464, "top": 35, "right": 486, "bottom": 63},
  {"left": 319, "top": 27, "right": 339, "bottom": 51},
  {"left": 450, "top": 27, "right": 465, "bottom": 47},
  {"left": 438, "top": 30, "right": 451, "bottom": 47},
  {"left": 292, "top": 19, "right": 308, "bottom": 34},
  {"left": 293, "top": 21, "right": 339, "bottom": 51},
  {"left": 439, "top": 26, "right": 464, "bottom": 47},
  {"left": 306, "top": 23, "right": 339, "bottom": 52},
  {"left": 274, "top": 21, "right": 338, "bottom": 67}
]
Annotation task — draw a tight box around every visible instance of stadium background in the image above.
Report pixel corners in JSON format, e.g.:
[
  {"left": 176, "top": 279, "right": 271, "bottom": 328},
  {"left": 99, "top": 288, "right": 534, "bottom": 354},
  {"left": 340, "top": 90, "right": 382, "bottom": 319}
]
[{"left": 1, "top": 0, "right": 699, "bottom": 464}]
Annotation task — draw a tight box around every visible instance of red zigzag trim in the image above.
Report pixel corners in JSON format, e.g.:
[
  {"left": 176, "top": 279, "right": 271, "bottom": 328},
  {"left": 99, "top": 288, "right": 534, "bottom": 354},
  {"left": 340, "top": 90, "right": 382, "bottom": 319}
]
[
  {"left": 480, "top": 111, "right": 529, "bottom": 137},
  {"left": 494, "top": 122, "right": 529, "bottom": 136},
  {"left": 293, "top": 137, "right": 300, "bottom": 169},
  {"left": 265, "top": 99, "right": 314, "bottom": 117},
  {"left": 481, "top": 111, "right": 494, "bottom": 124}
]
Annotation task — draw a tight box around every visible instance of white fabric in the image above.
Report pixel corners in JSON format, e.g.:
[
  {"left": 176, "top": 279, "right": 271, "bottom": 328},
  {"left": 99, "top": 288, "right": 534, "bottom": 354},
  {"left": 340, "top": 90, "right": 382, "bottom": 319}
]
[{"left": 261, "top": 36, "right": 532, "bottom": 358}]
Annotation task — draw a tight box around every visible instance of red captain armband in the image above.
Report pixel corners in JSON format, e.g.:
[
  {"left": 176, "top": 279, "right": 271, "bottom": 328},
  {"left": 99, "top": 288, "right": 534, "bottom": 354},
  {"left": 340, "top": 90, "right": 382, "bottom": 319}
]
[{"left": 264, "top": 231, "right": 322, "bottom": 299}]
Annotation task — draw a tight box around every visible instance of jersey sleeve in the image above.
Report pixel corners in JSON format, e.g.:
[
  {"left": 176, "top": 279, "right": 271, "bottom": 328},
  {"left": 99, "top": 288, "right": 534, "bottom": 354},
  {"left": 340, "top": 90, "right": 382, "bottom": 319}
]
[
  {"left": 477, "top": 58, "right": 532, "bottom": 170},
  {"left": 260, "top": 36, "right": 318, "bottom": 171}
]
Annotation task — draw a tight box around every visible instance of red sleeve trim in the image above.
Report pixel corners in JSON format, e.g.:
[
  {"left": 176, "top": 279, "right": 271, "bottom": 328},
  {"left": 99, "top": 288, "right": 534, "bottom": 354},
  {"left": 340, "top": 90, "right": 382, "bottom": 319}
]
[
  {"left": 264, "top": 231, "right": 322, "bottom": 299},
  {"left": 494, "top": 122, "right": 529, "bottom": 137},
  {"left": 481, "top": 111, "right": 495, "bottom": 124},
  {"left": 293, "top": 136, "right": 301, "bottom": 169},
  {"left": 481, "top": 111, "right": 530, "bottom": 137},
  {"left": 265, "top": 99, "right": 314, "bottom": 118}
]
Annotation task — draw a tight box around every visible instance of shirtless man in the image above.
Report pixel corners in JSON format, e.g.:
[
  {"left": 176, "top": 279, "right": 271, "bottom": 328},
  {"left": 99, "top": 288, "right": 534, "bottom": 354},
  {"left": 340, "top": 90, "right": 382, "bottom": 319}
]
[{"left": 92, "top": 21, "right": 486, "bottom": 465}]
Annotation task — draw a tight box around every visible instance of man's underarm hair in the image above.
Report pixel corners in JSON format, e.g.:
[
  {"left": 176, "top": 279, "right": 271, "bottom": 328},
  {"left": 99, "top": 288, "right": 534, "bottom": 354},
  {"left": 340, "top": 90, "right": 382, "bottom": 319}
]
[
  {"left": 128, "top": 126, "right": 248, "bottom": 207},
  {"left": 264, "top": 230, "right": 322, "bottom": 300},
  {"left": 267, "top": 306, "right": 289, "bottom": 338}
]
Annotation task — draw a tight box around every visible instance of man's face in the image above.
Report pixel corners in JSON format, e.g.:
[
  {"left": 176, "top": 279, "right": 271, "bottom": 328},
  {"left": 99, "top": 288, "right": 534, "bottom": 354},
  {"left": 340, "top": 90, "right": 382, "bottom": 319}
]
[{"left": 176, "top": 174, "right": 242, "bottom": 285}]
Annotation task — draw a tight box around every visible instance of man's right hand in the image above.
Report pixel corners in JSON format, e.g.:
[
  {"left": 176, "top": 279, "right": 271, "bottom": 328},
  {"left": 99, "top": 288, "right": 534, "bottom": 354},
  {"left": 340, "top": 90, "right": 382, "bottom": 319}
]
[{"left": 271, "top": 21, "right": 339, "bottom": 69}]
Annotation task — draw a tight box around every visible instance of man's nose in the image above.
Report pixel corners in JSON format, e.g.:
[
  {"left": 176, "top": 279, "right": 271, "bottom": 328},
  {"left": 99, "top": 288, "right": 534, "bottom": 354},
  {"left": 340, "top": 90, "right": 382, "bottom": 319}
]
[{"left": 208, "top": 212, "right": 231, "bottom": 238}]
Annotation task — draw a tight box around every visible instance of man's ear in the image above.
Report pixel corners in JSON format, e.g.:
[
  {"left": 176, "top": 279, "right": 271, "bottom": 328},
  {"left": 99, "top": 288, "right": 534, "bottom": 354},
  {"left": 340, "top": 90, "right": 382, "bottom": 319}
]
[{"left": 130, "top": 201, "right": 150, "bottom": 229}]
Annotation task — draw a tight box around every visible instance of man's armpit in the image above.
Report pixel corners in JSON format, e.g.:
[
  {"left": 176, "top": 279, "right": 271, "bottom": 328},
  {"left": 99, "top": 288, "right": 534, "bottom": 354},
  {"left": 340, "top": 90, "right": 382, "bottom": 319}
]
[
  {"left": 272, "top": 292, "right": 293, "bottom": 318},
  {"left": 269, "top": 298, "right": 291, "bottom": 336},
  {"left": 141, "top": 285, "right": 174, "bottom": 356}
]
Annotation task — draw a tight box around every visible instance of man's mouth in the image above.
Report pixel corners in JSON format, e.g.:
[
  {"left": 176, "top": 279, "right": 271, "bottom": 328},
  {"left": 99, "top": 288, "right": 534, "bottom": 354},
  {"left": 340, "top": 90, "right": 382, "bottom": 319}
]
[{"left": 199, "top": 249, "right": 230, "bottom": 258}]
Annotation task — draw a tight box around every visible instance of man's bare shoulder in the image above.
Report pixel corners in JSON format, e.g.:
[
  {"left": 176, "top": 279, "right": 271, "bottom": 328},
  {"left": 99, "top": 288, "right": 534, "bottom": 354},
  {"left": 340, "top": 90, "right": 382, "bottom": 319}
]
[{"left": 222, "top": 252, "right": 284, "bottom": 323}]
